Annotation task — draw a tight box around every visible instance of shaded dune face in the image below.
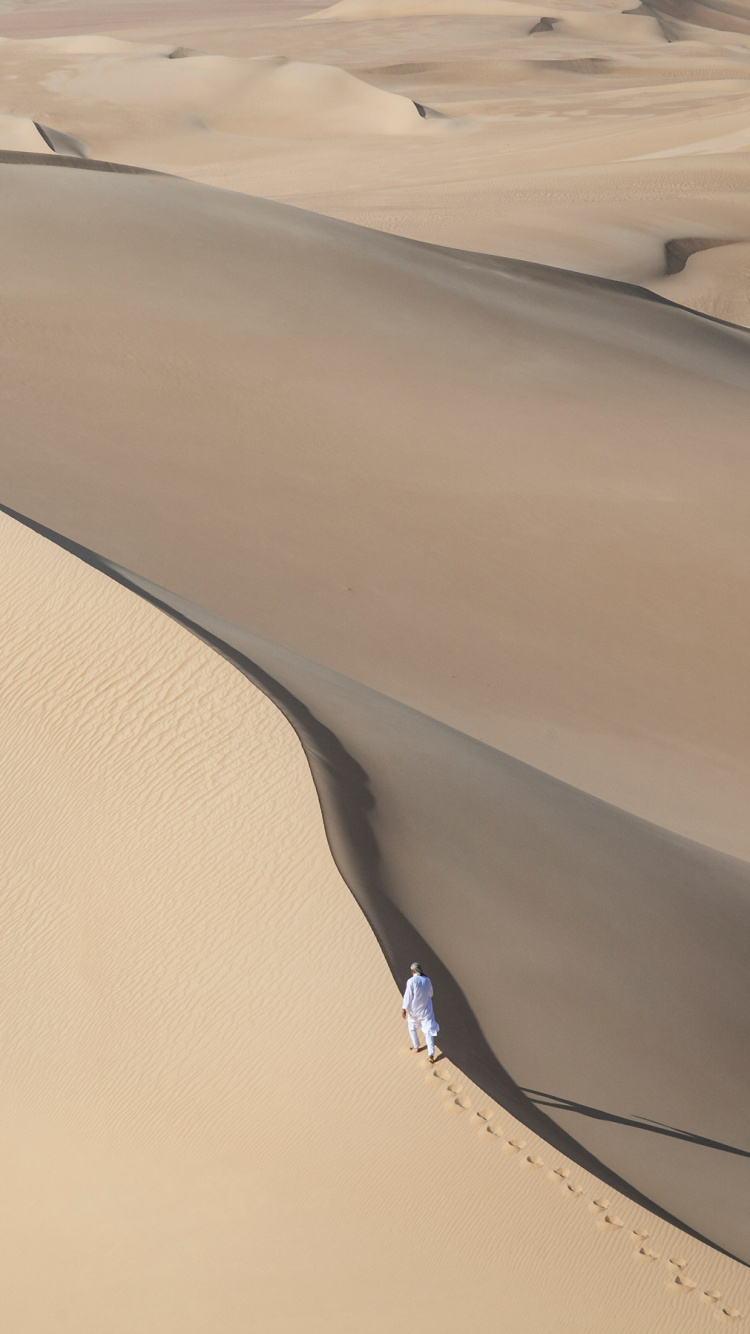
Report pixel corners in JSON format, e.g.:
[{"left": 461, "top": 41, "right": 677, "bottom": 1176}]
[
  {"left": 0, "top": 113, "right": 85, "bottom": 155},
  {"left": 6, "top": 510, "right": 749, "bottom": 1331},
  {"left": 204, "top": 55, "right": 428, "bottom": 135},
  {"left": 0, "top": 164, "right": 748, "bottom": 1260},
  {"left": 62, "top": 544, "right": 750, "bottom": 1268}
]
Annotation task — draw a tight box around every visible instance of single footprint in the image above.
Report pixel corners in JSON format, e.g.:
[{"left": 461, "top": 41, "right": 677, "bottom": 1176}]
[
  {"left": 596, "top": 1213, "right": 624, "bottom": 1231},
  {"left": 634, "top": 1246, "right": 659, "bottom": 1263},
  {"left": 446, "top": 1095, "right": 472, "bottom": 1112},
  {"left": 631, "top": 1227, "right": 649, "bottom": 1240},
  {"left": 589, "top": 1198, "right": 609, "bottom": 1215},
  {"left": 503, "top": 1138, "right": 526, "bottom": 1154},
  {"left": 521, "top": 1154, "right": 544, "bottom": 1170},
  {"left": 563, "top": 1182, "right": 584, "bottom": 1198},
  {"left": 701, "top": 1292, "right": 722, "bottom": 1305},
  {"left": 470, "top": 1110, "right": 492, "bottom": 1126},
  {"left": 549, "top": 1166, "right": 570, "bottom": 1182},
  {"left": 668, "top": 1257, "right": 689, "bottom": 1272},
  {"left": 716, "top": 1307, "right": 743, "bottom": 1323},
  {"left": 481, "top": 1123, "right": 503, "bottom": 1139},
  {"left": 667, "top": 1275, "right": 697, "bottom": 1294}
]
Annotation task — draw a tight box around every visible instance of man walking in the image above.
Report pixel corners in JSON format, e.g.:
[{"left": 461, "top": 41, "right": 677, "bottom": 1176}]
[{"left": 402, "top": 962, "right": 440, "bottom": 1063}]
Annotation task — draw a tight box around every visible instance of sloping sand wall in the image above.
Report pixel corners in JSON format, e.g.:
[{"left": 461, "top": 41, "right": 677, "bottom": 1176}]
[
  {"left": 6, "top": 501, "right": 750, "bottom": 1265},
  {"left": 1, "top": 509, "right": 748, "bottom": 1331},
  {"left": 0, "top": 161, "right": 749, "bottom": 1256}
]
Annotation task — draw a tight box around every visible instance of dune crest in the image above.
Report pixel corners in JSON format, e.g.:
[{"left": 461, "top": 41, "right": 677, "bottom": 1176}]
[
  {"left": 22, "top": 34, "right": 173, "bottom": 55},
  {"left": 0, "top": 113, "right": 84, "bottom": 155},
  {"left": 207, "top": 55, "right": 430, "bottom": 136},
  {"left": 0, "top": 162, "right": 748, "bottom": 1254},
  {"left": 32, "top": 46, "right": 429, "bottom": 138},
  {"left": 648, "top": 238, "right": 750, "bottom": 322},
  {"left": 0, "top": 509, "right": 747, "bottom": 1331},
  {"left": 0, "top": 0, "right": 747, "bottom": 1325}
]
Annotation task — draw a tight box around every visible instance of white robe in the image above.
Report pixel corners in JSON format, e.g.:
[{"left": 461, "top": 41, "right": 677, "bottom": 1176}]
[{"left": 402, "top": 974, "right": 439, "bottom": 1037}]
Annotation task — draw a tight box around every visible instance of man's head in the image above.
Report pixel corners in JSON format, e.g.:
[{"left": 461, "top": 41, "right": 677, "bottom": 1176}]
[{"left": 410, "top": 962, "right": 423, "bottom": 975}]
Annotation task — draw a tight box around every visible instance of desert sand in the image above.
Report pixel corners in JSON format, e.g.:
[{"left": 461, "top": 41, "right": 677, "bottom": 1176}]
[
  {"left": 1, "top": 508, "right": 747, "bottom": 1333},
  {"left": 2, "top": 0, "right": 750, "bottom": 317},
  {"left": 0, "top": 0, "right": 747, "bottom": 1327}
]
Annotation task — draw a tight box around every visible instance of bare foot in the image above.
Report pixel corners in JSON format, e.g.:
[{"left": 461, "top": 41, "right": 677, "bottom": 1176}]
[
  {"left": 410, "top": 1045, "right": 422, "bottom": 1052},
  {"left": 429, "top": 1054, "right": 437, "bottom": 1064}
]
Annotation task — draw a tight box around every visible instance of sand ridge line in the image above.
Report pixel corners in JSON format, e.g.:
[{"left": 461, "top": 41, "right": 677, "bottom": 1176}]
[
  {"left": 8, "top": 506, "right": 749, "bottom": 1331},
  {"left": 1, "top": 495, "right": 749, "bottom": 1269},
  {"left": 0, "top": 148, "right": 164, "bottom": 171},
  {"left": 418, "top": 1050, "right": 748, "bottom": 1321},
  {"left": 0, "top": 164, "right": 748, "bottom": 1255}
]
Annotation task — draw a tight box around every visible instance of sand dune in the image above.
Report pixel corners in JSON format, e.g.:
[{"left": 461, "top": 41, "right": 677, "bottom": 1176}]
[
  {"left": 275, "top": 154, "right": 750, "bottom": 285},
  {"left": 648, "top": 237, "right": 750, "bottom": 321},
  {"left": 305, "top": 0, "right": 624, "bottom": 18},
  {"left": 0, "top": 112, "right": 84, "bottom": 154},
  {"left": 1, "top": 511, "right": 748, "bottom": 1333},
  {"left": 549, "top": 11, "right": 666, "bottom": 40},
  {"left": 649, "top": 0, "right": 750, "bottom": 33},
  {"left": 55, "top": 48, "right": 429, "bottom": 136},
  {"left": 0, "top": 41, "right": 430, "bottom": 143},
  {"left": 0, "top": 2, "right": 749, "bottom": 317},
  {"left": 0, "top": 163, "right": 747, "bottom": 866},
  {"left": 0, "top": 0, "right": 747, "bottom": 1324},
  {"left": 0, "top": 161, "right": 748, "bottom": 1257},
  {"left": 18, "top": 33, "right": 171, "bottom": 53},
  {"left": 63, "top": 532, "right": 750, "bottom": 1266}
]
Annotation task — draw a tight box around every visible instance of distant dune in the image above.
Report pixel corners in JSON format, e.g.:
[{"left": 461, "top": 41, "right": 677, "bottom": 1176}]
[
  {"left": 0, "top": 4, "right": 749, "bottom": 319},
  {"left": 0, "top": 112, "right": 84, "bottom": 155},
  {"left": 0, "top": 40, "right": 430, "bottom": 141},
  {"left": 305, "top": 0, "right": 576, "bottom": 18}
]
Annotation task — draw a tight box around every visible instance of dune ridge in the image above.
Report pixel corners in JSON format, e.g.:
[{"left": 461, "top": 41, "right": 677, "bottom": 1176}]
[
  {"left": 0, "top": 167, "right": 748, "bottom": 1258},
  {"left": 0, "top": 112, "right": 85, "bottom": 155},
  {"left": 0, "top": 0, "right": 747, "bottom": 1322},
  {"left": 0, "top": 508, "right": 748, "bottom": 1333},
  {"left": 2, "top": 0, "right": 750, "bottom": 318},
  {"left": 6, "top": 494, "right": 749, "bottom": 1263},
  {"left": 5, "top": 495, "right": 750, "bottom": 1257}
]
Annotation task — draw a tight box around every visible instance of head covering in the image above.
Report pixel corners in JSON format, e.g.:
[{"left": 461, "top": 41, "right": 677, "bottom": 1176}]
[{"left": 410, "top": 962, "right": 423, "bottom": 974}]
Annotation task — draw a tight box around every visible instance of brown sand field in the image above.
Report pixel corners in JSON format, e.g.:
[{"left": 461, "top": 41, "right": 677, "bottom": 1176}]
[{"left": 0, "top": 0, "right": 748, "bottom": 1328}]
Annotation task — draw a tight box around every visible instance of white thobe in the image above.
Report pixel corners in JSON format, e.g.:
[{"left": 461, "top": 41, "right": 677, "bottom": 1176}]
[{"left": 402, "top": 974, "right": 439, "bottom": 1038}]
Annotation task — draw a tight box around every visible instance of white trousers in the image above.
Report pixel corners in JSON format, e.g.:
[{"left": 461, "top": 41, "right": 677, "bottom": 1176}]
[{"left": 408, "top": 1018, "right": 435, "bottom": 1056}]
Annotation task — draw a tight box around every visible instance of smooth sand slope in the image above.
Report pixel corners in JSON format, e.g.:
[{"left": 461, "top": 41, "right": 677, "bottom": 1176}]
[
  {"left": 0, "top": 164, "right": 748, "bottom": 861},
  {"left": 0, "top": 163, "right": 748, "bottom": 1257},
  {"left": 25, "top": 525, "right": 748, "bottom": 1267},
  {"left": 3, "top": 0, "right": 750, "bottom": 318},
  {"left": 5, "top": 510, "right": 749, "bottom": 1332}
]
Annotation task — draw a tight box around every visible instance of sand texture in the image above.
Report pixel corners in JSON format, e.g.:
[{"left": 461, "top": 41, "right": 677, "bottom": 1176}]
[
  {"left": 0, "top": 160, "right": 747, "bottom": 1261},
  {"left": 1, "top": 509, "right": 748, "bottom": 1334},
  {"left": 0, "top": 0, "right": 747, "bottom": 1326}
]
